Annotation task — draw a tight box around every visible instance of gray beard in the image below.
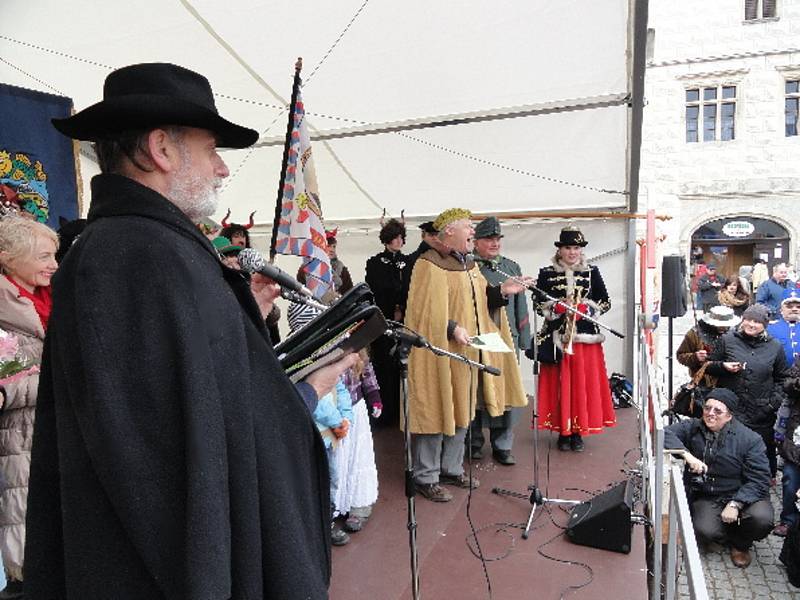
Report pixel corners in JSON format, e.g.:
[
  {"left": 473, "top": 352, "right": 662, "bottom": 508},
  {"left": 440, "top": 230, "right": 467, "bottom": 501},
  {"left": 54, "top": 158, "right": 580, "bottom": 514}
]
[
  {"left": 168, "top": 170, "right": 219, "bottom": 221},
  {"left": 166, "top": 141, "right": 220, "bottom": 222}
]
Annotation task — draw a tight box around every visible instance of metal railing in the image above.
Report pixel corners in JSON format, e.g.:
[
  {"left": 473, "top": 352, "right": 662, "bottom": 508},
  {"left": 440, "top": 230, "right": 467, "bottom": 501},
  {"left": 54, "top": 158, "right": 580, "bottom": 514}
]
[{"left": 638, "top": 326, "right": 708, "bottom": 599}]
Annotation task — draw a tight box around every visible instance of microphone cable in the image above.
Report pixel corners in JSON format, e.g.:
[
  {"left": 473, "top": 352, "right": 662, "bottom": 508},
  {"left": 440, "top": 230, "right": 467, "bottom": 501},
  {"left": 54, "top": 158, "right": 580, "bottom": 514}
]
[{"left": 460, "top": 251, "right": 494, "bottom": 600}]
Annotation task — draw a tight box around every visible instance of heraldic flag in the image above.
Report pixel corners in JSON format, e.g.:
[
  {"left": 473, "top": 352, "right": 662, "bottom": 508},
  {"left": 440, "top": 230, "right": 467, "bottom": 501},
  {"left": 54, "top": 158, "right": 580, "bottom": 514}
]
[{"left": 272, "top": 87, "right": 332, "bottom": 299}]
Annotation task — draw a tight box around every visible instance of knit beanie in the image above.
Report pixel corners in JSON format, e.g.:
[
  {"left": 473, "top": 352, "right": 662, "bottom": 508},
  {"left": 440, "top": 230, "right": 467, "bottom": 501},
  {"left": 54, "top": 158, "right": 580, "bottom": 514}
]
[
  {"left": 706, "top": 388, "right": 738, "bottom": 413},
  {"left": 741, "top": 303, "right": 769, "bottom": 326}
]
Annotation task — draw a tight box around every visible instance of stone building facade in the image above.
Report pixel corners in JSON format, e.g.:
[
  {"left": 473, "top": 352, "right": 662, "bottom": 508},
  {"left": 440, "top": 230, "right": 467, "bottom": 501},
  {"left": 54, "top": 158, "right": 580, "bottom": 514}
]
[{"left": 640, "top": 0, "right": 800, "bottom": 281}]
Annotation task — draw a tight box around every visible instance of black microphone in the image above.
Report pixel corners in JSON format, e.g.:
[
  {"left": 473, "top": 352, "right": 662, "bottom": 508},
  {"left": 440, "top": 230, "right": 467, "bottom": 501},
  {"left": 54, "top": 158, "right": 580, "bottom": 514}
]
[{"left": 237, "top": 248, "right": 315, "bottom": 298}]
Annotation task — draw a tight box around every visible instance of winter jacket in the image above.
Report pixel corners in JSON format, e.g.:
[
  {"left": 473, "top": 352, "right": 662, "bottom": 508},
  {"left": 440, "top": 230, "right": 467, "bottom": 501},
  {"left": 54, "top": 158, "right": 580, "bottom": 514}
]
[
  {"left": 756, "top": 277, "right": 797, "bottom": 318},
  {"left": 365, "top": 249, "right": 407, "bottom": 321},
  {"left": 780, "top": 365, "right": 800, "bottom": 464},
  {"left": 675, "top": 322, "right": 724, "bottom": 386},
  {"left": 313, "top": 380, "right": 353, "bottom": 449},
  {"left": 0, "top": 276, "right": 44, "bottom": 581},
  {"left": 706, "top": 328, "right": 788, "bottom": 431},
  {"left": 665, "top": 417, "right": 771, "bottom": 505},
  {"left": 697, "top": 273, "right": 722, "bottom": 308}
]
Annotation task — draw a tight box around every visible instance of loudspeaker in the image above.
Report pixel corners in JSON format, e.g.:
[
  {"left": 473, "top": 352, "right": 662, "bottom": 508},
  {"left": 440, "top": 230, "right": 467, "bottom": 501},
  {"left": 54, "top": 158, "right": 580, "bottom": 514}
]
[
  {"left": 566, "top": 480, "right": 633, "bottom": 554},
  {"left": 661, "top": 255, "right": 687, "bottom": 318}
]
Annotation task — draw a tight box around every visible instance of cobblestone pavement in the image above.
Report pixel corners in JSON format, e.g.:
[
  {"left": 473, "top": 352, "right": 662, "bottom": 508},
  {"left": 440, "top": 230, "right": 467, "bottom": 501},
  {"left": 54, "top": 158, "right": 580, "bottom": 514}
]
[
  {"left": 677, "top": 484, "right": 799, "bottom": 599},
  {"left": 660, "top": 311, "right": 799, "bottom": 599}
]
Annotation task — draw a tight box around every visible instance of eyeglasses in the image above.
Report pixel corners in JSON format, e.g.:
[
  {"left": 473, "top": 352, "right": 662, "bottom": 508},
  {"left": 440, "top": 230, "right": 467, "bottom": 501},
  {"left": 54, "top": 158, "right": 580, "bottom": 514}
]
[{"left": 702, "top": 405, "right": 727, "bottom": 416}]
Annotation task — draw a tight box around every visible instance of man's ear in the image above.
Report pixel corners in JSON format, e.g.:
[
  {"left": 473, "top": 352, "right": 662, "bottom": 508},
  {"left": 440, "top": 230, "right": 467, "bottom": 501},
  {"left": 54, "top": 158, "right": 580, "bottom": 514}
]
[{"left": 145, "top": 129, "right": 181, "bottom": 173}]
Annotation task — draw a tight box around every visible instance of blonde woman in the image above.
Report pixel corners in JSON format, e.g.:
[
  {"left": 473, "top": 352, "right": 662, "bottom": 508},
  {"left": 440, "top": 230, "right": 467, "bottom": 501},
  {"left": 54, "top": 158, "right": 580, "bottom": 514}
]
[{"left": 0, "top": 217, "right": 58, "bottom": 597}]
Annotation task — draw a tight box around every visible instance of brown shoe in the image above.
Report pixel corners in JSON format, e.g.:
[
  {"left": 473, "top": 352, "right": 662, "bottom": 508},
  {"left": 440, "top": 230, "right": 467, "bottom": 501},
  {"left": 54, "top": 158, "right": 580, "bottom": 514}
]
[
  {"left": 440, "top": 472, "right": 480, "bottom": 489},
  {"left": 415, "top": 482, "right": 453, "bottom": 502},
  {"left": 730, "top": 547, "right": 752, "bottom": 568}
]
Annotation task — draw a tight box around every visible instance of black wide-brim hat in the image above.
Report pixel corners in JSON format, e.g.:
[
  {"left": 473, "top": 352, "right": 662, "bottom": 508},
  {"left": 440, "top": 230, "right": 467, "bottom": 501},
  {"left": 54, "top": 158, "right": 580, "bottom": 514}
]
[{"left": 52, "top": 63, "right": 259, "bottom": 149}]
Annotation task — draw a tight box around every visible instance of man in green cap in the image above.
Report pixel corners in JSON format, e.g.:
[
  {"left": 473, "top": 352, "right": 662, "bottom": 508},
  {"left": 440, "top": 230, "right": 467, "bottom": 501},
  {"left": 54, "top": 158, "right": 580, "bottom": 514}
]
[{"left": 468, "top": 216, "right": 531, "bottom": 465}]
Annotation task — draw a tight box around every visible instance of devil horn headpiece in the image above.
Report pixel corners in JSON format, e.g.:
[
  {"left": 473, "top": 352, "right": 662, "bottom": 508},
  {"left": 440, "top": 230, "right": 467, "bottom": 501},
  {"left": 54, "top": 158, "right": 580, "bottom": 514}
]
[{"left": 220, "top": 209, "right": 256, "bottom": 229}]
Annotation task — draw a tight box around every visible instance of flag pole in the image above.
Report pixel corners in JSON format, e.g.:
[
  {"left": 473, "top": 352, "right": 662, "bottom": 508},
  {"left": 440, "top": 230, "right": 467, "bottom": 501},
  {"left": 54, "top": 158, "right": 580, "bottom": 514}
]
[{"left": 270, "top": 57, "right": 303, "bottom": 262}]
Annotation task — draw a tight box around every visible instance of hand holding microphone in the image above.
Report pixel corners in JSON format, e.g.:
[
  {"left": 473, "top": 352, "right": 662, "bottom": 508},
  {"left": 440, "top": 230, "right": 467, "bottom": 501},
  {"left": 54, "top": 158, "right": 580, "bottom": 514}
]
[{"left": 238, "top": 248, "right": 315, "bottom": 298}]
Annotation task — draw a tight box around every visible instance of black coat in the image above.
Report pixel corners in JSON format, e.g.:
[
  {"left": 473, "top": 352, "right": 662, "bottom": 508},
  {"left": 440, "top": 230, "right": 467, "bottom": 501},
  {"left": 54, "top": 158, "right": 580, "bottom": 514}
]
[
  {"left": 697, "top": 273, "right": 722, "bottom": 307},
  {"left": 664, "top": 417, "right": 770, "bottom": 505},
  {"left": 25, "top": 174, "right": 331, "bottom": 599},
  {"left": 706, "top": 328, "right": 788, "bottom": 430},
  {"left": 399, "top": 240, "right": 431, "bottom": 316},
  {"left": 365, "top": 249, "right": 407, "bottom": 319}
]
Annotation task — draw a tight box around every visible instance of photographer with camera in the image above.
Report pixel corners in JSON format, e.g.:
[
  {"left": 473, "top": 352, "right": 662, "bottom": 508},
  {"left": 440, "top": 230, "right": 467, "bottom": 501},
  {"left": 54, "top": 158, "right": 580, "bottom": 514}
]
[{"left": 665, "top": 388, "right": 774, "bottom": 568}]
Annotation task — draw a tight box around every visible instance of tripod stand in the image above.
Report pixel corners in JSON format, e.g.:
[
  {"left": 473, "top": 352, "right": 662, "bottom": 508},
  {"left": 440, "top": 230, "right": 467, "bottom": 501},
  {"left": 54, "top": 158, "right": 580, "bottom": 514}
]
[{"left": 491, "top": 307, "right": 580, "bottom": 538}]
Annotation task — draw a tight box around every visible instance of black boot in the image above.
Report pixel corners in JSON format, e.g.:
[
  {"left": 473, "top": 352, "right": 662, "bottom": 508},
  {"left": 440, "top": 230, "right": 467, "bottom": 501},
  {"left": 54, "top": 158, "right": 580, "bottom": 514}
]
[
  {"left": 570, "top": 433, "right": 585, "bottom": 452},
  {"left": 0, "top": 580, "right": 24, "bottom": 600}
]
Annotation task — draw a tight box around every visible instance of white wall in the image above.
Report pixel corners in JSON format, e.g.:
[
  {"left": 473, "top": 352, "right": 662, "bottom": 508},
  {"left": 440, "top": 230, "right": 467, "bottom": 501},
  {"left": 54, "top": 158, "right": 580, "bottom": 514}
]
[{"left": 640, "top": 0, "right": 800, "bottom": 261}]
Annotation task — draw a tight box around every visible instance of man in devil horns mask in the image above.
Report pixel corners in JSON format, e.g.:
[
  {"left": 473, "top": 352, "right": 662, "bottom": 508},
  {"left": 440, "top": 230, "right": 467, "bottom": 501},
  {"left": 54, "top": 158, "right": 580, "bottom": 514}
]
[{"left": 25, "top": 62, "right": 355, "bottom": 600}]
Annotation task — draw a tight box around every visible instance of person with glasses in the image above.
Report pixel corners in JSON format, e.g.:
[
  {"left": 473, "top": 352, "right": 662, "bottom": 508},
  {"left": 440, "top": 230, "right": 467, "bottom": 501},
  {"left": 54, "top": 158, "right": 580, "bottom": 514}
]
[{"left": 665, "top": 388, "right": 774, "bottom": 568}]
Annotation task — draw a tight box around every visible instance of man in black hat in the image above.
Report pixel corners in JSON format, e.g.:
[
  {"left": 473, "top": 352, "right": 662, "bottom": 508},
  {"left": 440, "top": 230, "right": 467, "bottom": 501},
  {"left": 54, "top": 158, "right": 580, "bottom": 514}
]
[
  {"left": 665, "top": 388, "right": 774, "bottom": 567},
  {"left": 25, "top": 63, "right": 354, "bottom": 600},
  {"left": 467, "top": 216, "right": 530, "bottom": 465}
]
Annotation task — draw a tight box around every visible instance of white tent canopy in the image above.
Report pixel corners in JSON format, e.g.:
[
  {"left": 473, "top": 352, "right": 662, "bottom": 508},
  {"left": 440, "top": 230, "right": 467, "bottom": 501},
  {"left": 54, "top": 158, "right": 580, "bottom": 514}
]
[
  {"left": 2, "top": 0, "right": 645, "bottom": 376},
  {"left": 1, "top": 0, "right": 634, "bottom": 222}
]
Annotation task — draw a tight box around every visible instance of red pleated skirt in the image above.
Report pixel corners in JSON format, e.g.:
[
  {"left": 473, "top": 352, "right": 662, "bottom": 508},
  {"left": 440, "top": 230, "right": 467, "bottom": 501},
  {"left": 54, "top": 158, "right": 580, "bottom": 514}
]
[{"left": 534, "top": 342, "right": 616, "bottom": 435}]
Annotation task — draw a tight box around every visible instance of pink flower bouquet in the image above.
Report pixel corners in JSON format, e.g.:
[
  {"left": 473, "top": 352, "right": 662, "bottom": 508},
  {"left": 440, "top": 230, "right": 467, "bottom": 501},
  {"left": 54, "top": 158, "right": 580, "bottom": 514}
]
[{"left": 0, "top": 328, "right": 39, "bottom": 387}]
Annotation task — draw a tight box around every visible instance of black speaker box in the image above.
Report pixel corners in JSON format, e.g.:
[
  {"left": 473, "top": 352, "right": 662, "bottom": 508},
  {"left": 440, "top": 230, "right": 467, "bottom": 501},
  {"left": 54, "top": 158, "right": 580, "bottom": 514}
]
[
  {"left": 566, "top": 480, "right": 633, "bottom": 554},
  {"left": 661, "top": 255, "right": 688, "bottom": 318}
]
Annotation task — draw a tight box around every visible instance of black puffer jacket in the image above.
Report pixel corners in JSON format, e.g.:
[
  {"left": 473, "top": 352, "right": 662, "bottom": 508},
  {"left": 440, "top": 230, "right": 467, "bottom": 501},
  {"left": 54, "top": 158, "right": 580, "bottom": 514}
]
[
  {"left": 665, "top": 417, "right": 771, "bottom": 505},
  {"left": 707, "top": 328, "right": 788, "bottom": 430}
]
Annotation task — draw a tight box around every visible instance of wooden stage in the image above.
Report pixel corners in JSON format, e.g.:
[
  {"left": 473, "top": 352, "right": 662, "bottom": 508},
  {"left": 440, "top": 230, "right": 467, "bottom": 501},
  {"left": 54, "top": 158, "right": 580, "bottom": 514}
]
[{"left": 330, "top": 406, "right": 648, "bottom": 600}]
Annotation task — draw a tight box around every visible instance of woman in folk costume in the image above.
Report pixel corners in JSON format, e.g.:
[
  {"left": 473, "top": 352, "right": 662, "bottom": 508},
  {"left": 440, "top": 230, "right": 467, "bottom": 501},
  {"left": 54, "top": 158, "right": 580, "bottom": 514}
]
[
  {"left": 531, "top": 226, "right": 615, "bottom": 452},
  {"left": 0, "top": 217, "right": 58, "bottom": 597}
]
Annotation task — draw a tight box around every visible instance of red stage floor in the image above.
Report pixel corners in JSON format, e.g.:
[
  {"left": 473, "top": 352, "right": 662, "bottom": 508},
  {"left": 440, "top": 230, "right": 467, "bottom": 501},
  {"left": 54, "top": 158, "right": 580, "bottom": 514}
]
[{"left": 330, "top": 406, "right": 648, "bottom": 600}]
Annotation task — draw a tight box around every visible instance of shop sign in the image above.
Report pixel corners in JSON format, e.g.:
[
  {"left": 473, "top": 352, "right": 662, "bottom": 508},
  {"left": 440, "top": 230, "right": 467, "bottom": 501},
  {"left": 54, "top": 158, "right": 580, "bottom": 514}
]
[{"left": 722, "top": 221, "right": 755, "bottom": 238}]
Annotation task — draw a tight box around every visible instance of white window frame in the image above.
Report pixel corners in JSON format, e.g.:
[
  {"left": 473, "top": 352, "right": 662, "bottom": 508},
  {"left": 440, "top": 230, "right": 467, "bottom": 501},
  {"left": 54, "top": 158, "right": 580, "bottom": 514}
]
[{"left": 684, "top": 84, "right": 737, "bottom": 143}]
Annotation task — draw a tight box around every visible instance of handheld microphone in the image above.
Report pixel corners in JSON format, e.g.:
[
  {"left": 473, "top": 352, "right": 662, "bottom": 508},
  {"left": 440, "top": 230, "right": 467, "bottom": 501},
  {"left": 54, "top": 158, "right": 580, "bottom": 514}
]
[{"left": 237, "top": 248, "right": 315, "bottom": 298}]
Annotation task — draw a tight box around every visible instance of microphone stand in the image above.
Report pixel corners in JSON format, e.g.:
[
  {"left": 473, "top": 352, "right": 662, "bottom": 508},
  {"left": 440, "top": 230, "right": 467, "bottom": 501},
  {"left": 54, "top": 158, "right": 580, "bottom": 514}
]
[
  {"left": 490, "top": 305, "right": 580, "bottom": 538},
  {"left": 383, "top": 321, "right": 501, "bottom": 600},
  {"left": 472, "top": 260, "right": 585, "bottom": 538}
]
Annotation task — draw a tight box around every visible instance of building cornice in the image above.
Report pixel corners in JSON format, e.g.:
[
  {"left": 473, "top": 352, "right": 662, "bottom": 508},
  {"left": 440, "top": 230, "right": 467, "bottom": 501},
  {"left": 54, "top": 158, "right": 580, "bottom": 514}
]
[
  {"left": 649, "top": 47, "right": 800, "bottom": 69},
  {"left": 675, "top": 68, "right": 749, "bottom": 82}
]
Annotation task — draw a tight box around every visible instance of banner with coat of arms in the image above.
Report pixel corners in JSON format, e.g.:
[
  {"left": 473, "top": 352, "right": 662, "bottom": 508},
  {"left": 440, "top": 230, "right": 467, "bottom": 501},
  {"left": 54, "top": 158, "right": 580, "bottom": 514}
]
[
  {"left": 0, "top": 83, "right": 80, "bottom": 227},
  {"left": 271, "top": 77, "right": 332, "bottom": 299}
]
